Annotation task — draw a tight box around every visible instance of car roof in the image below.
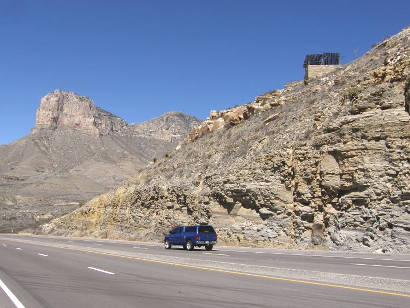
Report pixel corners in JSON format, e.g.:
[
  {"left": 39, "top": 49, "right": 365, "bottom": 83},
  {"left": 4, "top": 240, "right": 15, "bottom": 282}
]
[{"left": 173, "top": 225, "right": 213, "bottom": 228}]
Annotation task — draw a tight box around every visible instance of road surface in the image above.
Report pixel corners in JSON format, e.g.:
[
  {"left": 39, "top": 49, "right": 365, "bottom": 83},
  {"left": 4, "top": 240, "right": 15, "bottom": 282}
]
[{"left": 0, "top": 234, "right": 409, "bottom": 307}]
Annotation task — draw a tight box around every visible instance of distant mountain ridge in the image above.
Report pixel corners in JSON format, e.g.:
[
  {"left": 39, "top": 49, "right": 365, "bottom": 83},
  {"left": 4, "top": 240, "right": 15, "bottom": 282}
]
[{"left": 0, "top": 90, "right": 200, "bottom": 232}]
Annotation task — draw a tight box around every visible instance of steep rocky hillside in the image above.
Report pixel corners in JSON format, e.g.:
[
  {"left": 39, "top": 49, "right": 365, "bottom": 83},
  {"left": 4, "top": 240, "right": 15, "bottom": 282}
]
[
  {"left": 42, "top": 28, "right": 409, "bottom": 253},
  {"left": 0, "top": 90, "right": 200, "bottom": 231}
]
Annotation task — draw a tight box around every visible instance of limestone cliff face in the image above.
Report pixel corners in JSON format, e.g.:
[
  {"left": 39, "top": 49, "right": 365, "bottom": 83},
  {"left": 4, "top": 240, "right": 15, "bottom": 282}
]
[
  {"left": 0, "top": 90, "right": 200, "bottom": 232},
  {"left": 42, "top": 28, "right": 410, "bottom": 253},
  {"left": 33, "top": 90, "right": 127, "bottom": 135}
]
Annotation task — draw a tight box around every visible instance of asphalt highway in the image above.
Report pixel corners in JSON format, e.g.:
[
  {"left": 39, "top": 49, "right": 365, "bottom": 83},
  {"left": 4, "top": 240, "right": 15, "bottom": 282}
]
[{"left": 0, "top": 234, "right": 409, "bottom": 307}]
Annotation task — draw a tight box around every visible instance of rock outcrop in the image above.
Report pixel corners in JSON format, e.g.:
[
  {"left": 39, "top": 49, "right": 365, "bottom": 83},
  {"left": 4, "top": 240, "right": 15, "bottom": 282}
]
[
  {"left": 185, "top": 90, "right": 283, "bottom": 143},
  {"left": 0, "top": 91, "right": 200, "bottom": 232},
  {"left": 33, "top": 90, "right": 127, "bottom": 135},
  {"left": 130, "top": 111, "right": 200, "bottom": 143},
  {"left": 42, "top": 28, "right": 410, "bottom": 253}
]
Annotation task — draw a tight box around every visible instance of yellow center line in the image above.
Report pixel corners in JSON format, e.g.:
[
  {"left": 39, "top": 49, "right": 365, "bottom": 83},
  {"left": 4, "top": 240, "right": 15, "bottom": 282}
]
[{"left": 2, "top": 237, "right": 410, "bottom": 299}]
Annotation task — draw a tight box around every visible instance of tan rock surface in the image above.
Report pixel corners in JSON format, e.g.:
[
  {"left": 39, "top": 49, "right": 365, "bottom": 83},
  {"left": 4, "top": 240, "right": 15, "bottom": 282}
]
[
  {"left": 33, "top": 90, "right": 127, "bottom": 135},
  {"left": 43, "top": 28, "right": 410, "bottom": 253}
]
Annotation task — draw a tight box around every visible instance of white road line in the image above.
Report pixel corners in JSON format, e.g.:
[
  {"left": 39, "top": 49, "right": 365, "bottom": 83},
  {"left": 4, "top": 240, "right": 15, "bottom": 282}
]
[
  {"left": 15, "top": 248, "right": 22, "bottom": 250},
  {"left": 203, "top": 252, "right": 212, "bottom": 255},
  {"left": 151, "top": 252, "right": 410, "bottom": 277},
  {"left": 220, "top": 250, "right": 410, "bottom": 262},
  {"left": 2, "top": 244, "right": 6, "bottom": 247},
  {"left": 215, "top": 253, "right": 229, "bottom": 256},
  {"left": 0, "top": 277, "right": 26, "bottom": 308},
  {"left": 221, "top": 250, "right": 247, "bottom": 253},
  {"left": 87, "top": 267, "right": 115, "bottom": 275},
  {"left": 352, "top": 263, "right": 410, "bottom": 269},
  {"left": 133, "top": 246, "right": 138, "bottom": 248},
  {"left": 37, "top": 253, "right": 48, "bottom": 257}
]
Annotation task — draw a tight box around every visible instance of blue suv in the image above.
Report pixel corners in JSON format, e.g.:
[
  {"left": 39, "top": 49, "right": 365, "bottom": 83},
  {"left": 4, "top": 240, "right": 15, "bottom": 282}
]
[{"left": 164, "top": 225, "right": 217, "bottom": 251}]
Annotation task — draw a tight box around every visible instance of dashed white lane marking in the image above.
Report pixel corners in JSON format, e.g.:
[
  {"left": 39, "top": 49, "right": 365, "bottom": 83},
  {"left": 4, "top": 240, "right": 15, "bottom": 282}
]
[
  {"left": 0, "top": 277, "right": 26, "bottom": 308},
  {"left": 220, "top": 250, "right": 410, "bottom": 262},
  {"left": 96, "top": 244, "right": 103, "bottom": 246},
  {"left": 87, "top": 267, "right": 115, "bottom": 275},
  {"left": 2, "top": 244, "right": 6, "bottom": 247},
  {"left": 203, "top": 252, "right": 212, "bottom": 255},
  {"left": 37, "top": 253, "right": 48, "bottom": 257},
  {"left": 15, "top": 248, "right": 22, "bottom": 250},
  {"left": 353, "top": 263, "right": 410, "bottom": 269},
  {"left": 215, "top": 253, "right": 229, "bottom": 256}
]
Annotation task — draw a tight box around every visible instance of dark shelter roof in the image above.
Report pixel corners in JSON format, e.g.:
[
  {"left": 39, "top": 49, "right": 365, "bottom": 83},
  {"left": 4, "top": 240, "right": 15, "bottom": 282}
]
[{"left": 304, "top": 53, "right": 340, "bottom": 67}]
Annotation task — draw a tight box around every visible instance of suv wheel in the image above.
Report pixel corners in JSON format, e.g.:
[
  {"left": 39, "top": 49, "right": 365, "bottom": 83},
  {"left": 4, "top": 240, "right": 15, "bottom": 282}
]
[
  {"left": 164, "top": 240, "right": 171, "bottom": 249},
  {"left": 185, "top": 240, "right": 194, "bottom": 251},
  {"left": 205, "top": 244, "right": 213, "bottom": 251}
]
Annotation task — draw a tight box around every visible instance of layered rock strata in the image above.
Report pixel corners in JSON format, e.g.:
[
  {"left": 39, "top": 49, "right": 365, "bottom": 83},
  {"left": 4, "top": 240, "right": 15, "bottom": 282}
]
[{"left": 42, "top": 28, "right": 410, "bottom": 253}]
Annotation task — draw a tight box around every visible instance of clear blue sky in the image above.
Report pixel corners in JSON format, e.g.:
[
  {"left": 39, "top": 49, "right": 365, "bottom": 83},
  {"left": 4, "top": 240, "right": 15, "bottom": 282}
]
[{"left": 0, "top": 0, "right": 409, "bottom": 145}]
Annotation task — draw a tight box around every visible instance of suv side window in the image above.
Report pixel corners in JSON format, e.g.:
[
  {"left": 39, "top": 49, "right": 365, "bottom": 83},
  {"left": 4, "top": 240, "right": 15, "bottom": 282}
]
[
  {"left": 198, "top": 226, "right": 215, "bottom": 233},
  {"left": 185, "top": 226, "right": 196, "bottom": 233},
  {"left": 171, "top": 227, "right": 181, "bottom": 234}
]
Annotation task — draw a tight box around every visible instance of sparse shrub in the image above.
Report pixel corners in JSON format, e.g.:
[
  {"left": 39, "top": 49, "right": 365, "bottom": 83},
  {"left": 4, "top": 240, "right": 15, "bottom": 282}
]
[
  {"left": 153, "top": 157, "right": 157, "bottom": 163},
  {"left": 405, "top": 76, "right": 410, "bottom": 114},
  {"left": 260, "top": 89, "right": 279, "bottom": 96},
  {"left": 387, "top": 40, "right": 399, "bottom": 48},
  {"left": 343, "top": 87, "right": 362, "bottom": 102},
  {"left": 303, "top": 128, "right": 313, "bottom": 140}
]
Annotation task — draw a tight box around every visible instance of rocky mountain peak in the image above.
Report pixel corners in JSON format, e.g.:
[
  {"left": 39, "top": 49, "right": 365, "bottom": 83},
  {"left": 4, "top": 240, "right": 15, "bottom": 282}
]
[
  {"left": 33, "top": 90, "right": 127, "bottom": 135},
  {"left": 129, "top": 111, "right": 201, "bottom": 142},
  {"left": 1, "top": 89, "right": 201, "bottom": 232}
]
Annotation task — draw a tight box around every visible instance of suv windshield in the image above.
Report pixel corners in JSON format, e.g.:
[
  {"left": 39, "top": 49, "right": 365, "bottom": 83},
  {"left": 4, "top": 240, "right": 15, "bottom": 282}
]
[{"left": 198, "top": 226, "right": 215, "bottom": 233}]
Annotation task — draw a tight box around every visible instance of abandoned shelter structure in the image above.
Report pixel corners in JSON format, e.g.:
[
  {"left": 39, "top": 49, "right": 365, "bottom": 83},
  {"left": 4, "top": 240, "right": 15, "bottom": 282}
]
[{"left": 304, "top": 52, "right": 342, "bottom": 82}]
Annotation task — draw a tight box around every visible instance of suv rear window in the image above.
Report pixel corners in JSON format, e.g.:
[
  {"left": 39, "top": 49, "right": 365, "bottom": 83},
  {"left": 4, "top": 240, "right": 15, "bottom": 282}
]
[
  {"left": 198, "top": 226, "right": 215, "bottom": 233},
  {"left": 185, "top": 226, "right": 196, "bottom": 233}
]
